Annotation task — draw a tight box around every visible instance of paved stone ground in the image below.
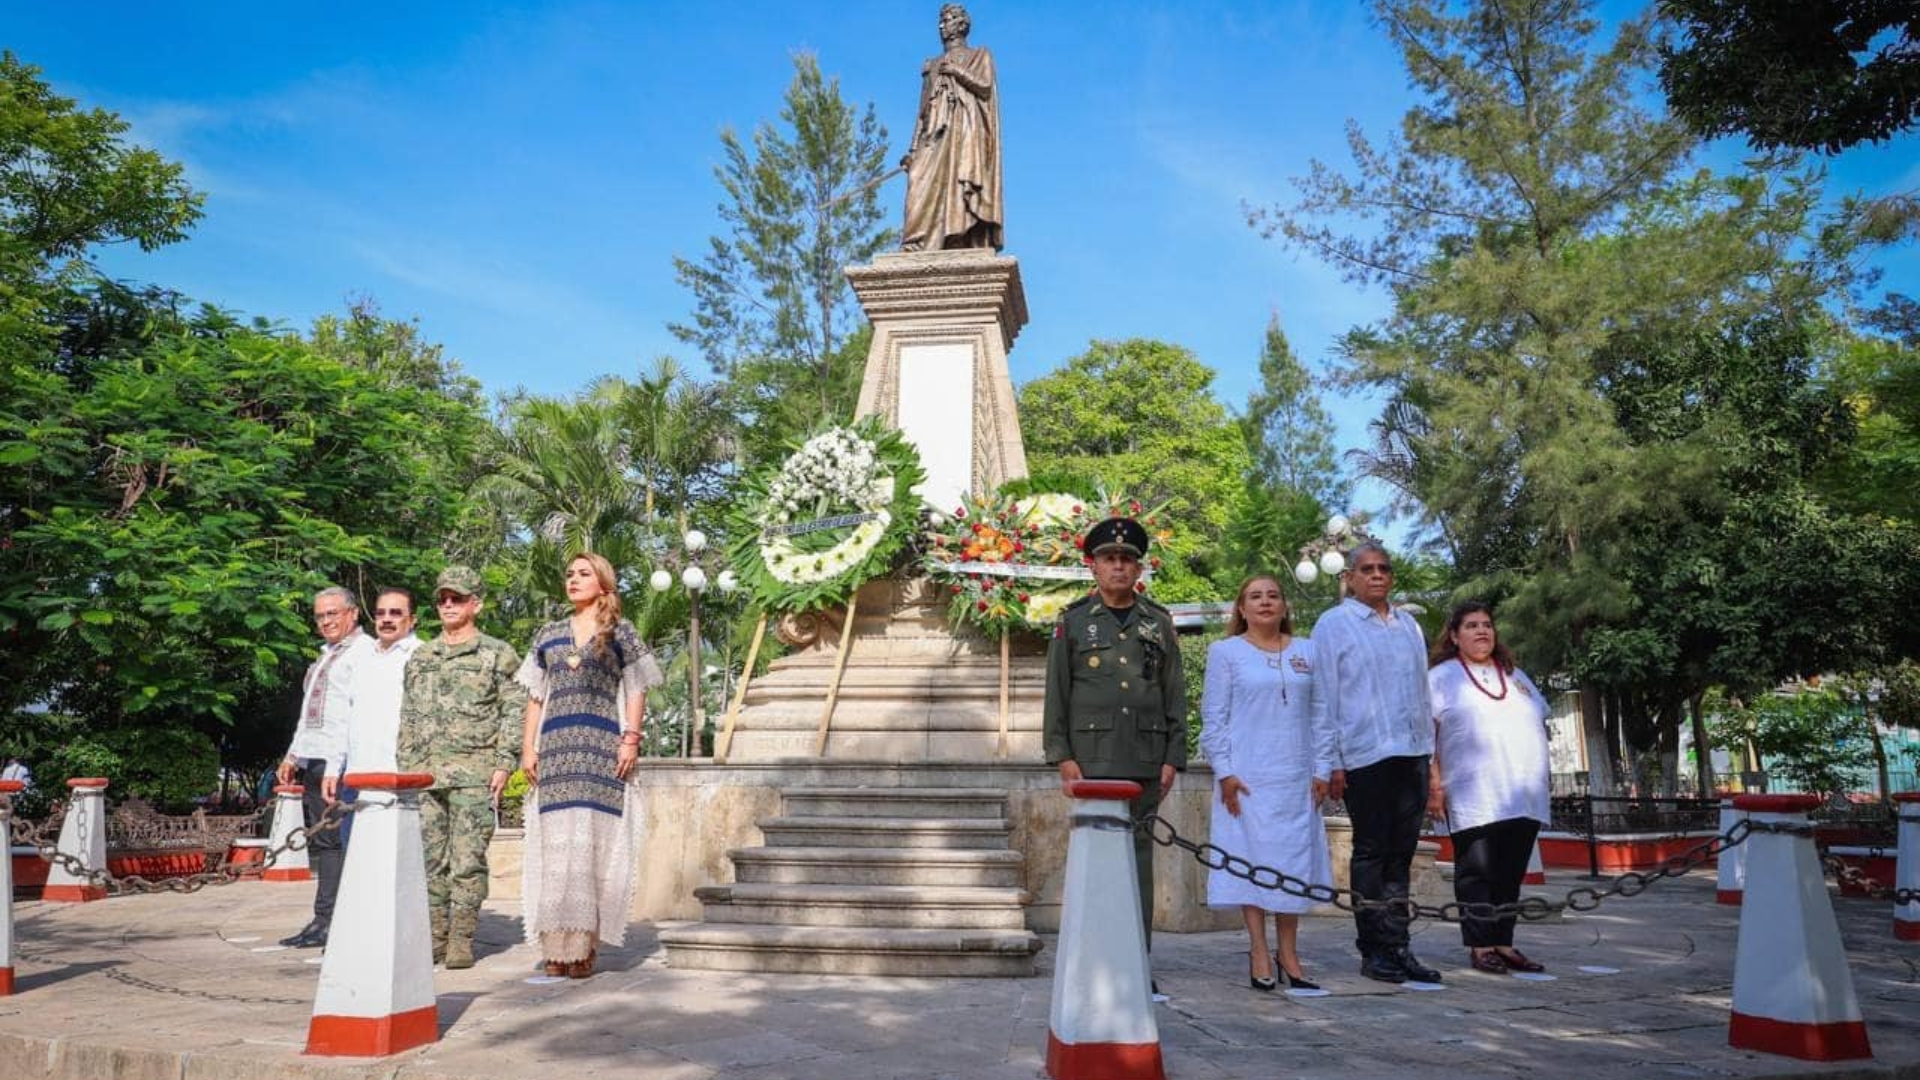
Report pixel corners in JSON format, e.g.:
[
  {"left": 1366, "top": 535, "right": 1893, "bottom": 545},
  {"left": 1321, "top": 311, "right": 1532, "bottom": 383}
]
[{"left": 1, "top": 869, "right": 1916, "bottom": 1079}]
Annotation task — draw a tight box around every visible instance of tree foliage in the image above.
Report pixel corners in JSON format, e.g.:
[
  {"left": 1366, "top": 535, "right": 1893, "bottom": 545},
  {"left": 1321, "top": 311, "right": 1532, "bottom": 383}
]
[
  {"left": 671, "top": 52, "right": 891, "bottom": 462},
  {"left": 1243, "top": 314, "right": 1346, "bottom": 510},
  {"left": 1248, "top": 0, "right": 1918, "bottom": 791},
  {"left": 1019, "top": 339, "right": 1251, "bottom": 599},
  {"left": 1658, "top": 0, "right": 1920, "bottom": 154}
]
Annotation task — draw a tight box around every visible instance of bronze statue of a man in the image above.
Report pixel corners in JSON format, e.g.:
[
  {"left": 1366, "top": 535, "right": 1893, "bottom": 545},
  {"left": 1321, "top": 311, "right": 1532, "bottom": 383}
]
[{"left": 901, "top": 3, "right": 1003, "bottom": 252}]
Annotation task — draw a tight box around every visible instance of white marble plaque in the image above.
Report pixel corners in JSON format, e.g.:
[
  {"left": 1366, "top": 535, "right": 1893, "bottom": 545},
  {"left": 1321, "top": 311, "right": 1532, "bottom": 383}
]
[{"left": 896, "top": 341, "right": 976, "bottom": 509}]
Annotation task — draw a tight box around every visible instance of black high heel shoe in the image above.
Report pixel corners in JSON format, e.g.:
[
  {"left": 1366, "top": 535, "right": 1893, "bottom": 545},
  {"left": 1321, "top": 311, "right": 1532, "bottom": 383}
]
[
  {"left": 1249, "top": 952, "right": 1278, "bottom": 992},
  {"left": 1277, "top": 953, "right": 1321, "bottom": 992}
]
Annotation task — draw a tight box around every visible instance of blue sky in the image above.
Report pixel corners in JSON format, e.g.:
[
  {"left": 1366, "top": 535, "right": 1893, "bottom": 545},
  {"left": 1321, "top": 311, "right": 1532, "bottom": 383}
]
[{"left": 9, "top": 1, "right": 1916, "bottom": 533}]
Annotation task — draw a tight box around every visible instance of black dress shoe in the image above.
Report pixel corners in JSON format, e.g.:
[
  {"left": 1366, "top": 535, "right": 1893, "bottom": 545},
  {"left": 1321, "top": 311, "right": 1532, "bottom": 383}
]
[
  {"left": 1359, "top": 953, "right": 1407, "bottom": 984},
  {"left": 281, "top": 920, "right": 329, "bottom": 949},
  {"left": 1391, "top": 947, "right": 1441, "bottom": 983},
  {"left": 1249, "top": 953, "right": 1278, "bottom": 992}
]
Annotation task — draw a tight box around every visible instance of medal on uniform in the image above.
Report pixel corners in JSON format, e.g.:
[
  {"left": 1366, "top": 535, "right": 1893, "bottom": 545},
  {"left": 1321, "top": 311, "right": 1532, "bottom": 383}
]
[{"left": 1087, "top": 656, "right": 1100, "bottom": 668}]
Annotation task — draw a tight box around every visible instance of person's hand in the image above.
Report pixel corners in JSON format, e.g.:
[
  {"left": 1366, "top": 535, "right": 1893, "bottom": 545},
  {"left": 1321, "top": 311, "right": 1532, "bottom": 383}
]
[
  {"left": 1056, "top": 759, "right": 1083, "bottom": 795},
  {"left": 615, "top": 741, "right": 639, "bottom": 781},
  {"left": 520, "top": 747, "right": 539, "bottom": 786},
  {"left": 1159, "top": 764, "right": 1176, "bottom": 799},
  {"left": 1311, "top": 776, "right": 1329, "bottom": 806},
  {"left": 1328, "top": 769, "right": 1346, "bottom": 802},
  {"left": 1425, "top": 780, "right": 1446, "bottom": 821},
  {"left": 275, "top": 759, "right": 295, "bottom": 786},
  {"left": 320, "top": 776, "right": 338, "bottom": 803},
  {"left": 1218, "top": 775, "right": 1250, "bottom": 818},
  {"left": 488, "top": 769, "right": 509, "bottom": 800}
]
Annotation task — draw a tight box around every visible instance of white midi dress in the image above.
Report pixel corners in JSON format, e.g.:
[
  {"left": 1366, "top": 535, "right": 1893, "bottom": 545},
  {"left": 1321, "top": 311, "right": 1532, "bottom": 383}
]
[{"left": 1198, "top": 635, "right": 1336, "bottom": 913}]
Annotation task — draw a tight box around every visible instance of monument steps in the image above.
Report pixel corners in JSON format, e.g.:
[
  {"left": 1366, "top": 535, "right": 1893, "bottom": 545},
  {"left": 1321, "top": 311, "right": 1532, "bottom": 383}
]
[
  {"left": 758, "top": 814, "right": 1012, "bottom": 849},
  {"left": 691, "top": 882, "right": 1030, "bottom": 929},
  {"left": 658, "top": 923, "right": 1041, "bottom": 977},
  {"left": 779, "top": 786, "right": 1009, "bottom": 818},
  {"left": 661, "top": 785, "right": 1043, "bottom": 976},
  {"left": 728, "top": 845, "right": 1025, "bottom": 887}
]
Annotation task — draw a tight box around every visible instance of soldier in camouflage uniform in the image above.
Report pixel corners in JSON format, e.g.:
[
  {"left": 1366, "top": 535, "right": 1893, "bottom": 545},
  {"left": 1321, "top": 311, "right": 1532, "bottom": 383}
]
[
  {"left": 1043, "top": 517, "right": 1187, "bottom": 960},
  {"left": 396, "top": 565, "right": 525, "bottom": 969}
]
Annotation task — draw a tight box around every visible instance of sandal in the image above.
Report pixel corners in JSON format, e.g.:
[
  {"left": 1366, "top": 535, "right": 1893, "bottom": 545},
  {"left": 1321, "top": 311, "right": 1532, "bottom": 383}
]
[
  {"left": 1249, "top": 951, "right": 1277, "bottom": 992},
  {"left": 543, "top": 960, "right": 568, "bottom": 977},
  {"left": 567, "top": 948, "right": 597, "bottom": 979}
]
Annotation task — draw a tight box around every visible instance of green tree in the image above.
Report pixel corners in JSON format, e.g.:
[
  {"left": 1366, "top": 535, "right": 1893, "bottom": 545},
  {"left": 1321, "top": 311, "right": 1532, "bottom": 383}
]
[
  {"left": 0, "top": 51, "right": 202, "bottom": 351},
  {"left": 1019, "top": 339, "right": 1251, "bottom": 600},
  {"left": 671, "top": 52, "right": 891, "bottom": 459},
  {"left": 1247, "top": 0, "right": 1909, "bottom": 792},
  {"left": 1243, "top": 313, "right": 1346, "bottom": 510},
  {"left": 1708, "top": 687, "right": 1876, "bottom": 796},
  {"left": 1658, "top": 0, "right": 1920, "bottom": 154}
]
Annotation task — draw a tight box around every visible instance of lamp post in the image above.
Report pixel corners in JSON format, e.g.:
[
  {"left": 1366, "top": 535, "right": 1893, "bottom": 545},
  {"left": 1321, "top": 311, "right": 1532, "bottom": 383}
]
[
  {"left": 649, "top": 529, "right": 739, "bottom": 757},
  {"left": 1291, "top": 512, "right": 1376, "bottom": 616}
]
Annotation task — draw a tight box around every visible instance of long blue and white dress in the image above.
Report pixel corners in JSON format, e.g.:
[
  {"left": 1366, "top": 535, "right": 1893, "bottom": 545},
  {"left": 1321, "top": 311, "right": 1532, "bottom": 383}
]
[
  {"left": 1199, "top": 634, "right": 1336, "bottom": 913},
  {"left": 514, "top": 617, "right": 663, "bottom": 961}
]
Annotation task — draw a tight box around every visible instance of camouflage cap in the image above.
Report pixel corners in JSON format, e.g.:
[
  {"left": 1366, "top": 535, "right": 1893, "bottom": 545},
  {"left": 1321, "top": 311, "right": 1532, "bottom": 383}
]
[
  {"left": 434, "top": 565, "right": 484, "bottom": 598},
  {"left": 1084, "top": 517, "right": 1148, "bottom": 559}
]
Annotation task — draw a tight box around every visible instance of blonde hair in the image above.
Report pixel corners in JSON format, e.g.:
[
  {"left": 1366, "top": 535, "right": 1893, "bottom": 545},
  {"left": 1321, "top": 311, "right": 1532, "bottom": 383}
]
[
  {"left": 567, "top": 552, "right": 622, "bottom": 656},
  {"left": 1225, "top": 574, "right": 1293, "bottom": 638}
]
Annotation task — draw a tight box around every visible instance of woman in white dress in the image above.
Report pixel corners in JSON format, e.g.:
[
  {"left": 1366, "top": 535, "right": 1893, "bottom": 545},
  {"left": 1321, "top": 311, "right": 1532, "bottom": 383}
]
[
  {"left": 1200, "top": 574, "right": 1336, "bottom": 992},
  {"left": 1428, "top": 601, "right": 1551, "bottom": 975}
]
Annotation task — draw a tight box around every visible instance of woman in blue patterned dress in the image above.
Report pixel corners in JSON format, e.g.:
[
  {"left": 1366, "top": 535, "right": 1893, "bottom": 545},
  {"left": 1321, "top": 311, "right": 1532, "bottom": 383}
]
[{"left": 516, "top": 552, "right": 663, "bottom": 977}]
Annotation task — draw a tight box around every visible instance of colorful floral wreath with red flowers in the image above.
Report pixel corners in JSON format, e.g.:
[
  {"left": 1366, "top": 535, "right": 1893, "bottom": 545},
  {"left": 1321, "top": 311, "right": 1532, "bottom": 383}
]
[{"left": 923, "top": 490, "right": 1168, "bottom": 636}]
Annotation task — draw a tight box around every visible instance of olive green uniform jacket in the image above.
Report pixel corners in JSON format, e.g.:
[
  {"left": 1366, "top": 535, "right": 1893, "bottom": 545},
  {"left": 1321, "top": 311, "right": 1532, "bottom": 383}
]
[{"left": 1042, "top": 594, "right": 1188, "bottom": 780}]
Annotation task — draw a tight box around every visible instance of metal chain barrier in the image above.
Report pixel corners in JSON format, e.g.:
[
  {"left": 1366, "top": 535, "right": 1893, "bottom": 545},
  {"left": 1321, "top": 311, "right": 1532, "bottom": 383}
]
[
  {"left": 27, "top": 799, "right": 365, "bottom": 896},
  {"left": 1819, "top": 851, "right": 1920, "bottom": 906},
  {"left": 1138, "top": 813, "right": 1784, "bottom": 924}
]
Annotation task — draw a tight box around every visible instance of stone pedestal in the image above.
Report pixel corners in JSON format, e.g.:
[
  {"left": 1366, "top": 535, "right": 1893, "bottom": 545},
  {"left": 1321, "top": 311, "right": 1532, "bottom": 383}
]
[
  {"left": 848, "top": 249, "right": 1029, "bottom": 508},
  {"left": 721, "top": 575, "right": 1048, "bottom": 764}
]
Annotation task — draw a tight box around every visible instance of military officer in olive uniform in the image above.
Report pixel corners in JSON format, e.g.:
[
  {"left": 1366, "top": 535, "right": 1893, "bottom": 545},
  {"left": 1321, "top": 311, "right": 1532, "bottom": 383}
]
[
  {"left": 1043, "top": 516, "right": 1188, "bottom": 951},
  {"left": 396, "top": 566, "right": 525, "bottom": 969}
]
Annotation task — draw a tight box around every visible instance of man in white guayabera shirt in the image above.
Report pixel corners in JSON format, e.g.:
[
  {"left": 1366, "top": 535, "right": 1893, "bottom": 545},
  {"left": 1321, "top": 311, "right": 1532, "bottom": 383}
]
[
  {"left": 275, "top": 585, "right": 370, "bottom": 949},
  {"left": 1310, "top": 542, "right": 1442, "bottom": 986},
  {"left": 322, "top": 588, "right": 422, "bottom": 801}
]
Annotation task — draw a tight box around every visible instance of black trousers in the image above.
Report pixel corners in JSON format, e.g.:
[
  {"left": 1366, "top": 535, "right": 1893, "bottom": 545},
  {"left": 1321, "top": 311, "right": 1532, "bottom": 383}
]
[
  {"left": 1451, "top": 816, "right": 1540, "bottom": 947},
  {"left": 1343, "top": 754, "right": 1428, "bottom": 957},
  {"left": 297, "top": 758, "right": 345, "bottom": 922}
]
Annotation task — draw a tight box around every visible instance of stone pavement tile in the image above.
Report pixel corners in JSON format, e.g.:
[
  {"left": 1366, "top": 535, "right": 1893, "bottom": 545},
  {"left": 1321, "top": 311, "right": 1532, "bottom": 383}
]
[{"left": 657, "top": 1029, "right": 835, "bottom": 1070}]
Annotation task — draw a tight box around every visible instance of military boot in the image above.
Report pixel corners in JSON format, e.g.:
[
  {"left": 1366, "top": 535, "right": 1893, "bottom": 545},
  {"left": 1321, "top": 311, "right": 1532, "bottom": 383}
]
[
  {"left": 429, "top": 906, "right": 449, "bottom": 965},
  {"left": 444, "top": 909, "right": 479, "bottom": 970}
]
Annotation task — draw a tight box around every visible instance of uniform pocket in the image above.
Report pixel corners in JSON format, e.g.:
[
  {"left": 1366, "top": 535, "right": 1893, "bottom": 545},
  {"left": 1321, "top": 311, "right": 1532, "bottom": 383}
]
[{"left": 1073, "top": 711, "right": 1115, "bottom": 732}]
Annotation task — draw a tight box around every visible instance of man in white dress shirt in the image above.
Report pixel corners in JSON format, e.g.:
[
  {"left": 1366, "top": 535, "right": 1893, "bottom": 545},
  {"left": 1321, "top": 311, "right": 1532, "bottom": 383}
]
[
  {"left": 322, "top": 588, "right": 422, "bottom": 801},
  {"left": 276, "top": 585, "right": 370, "bottom": 949},
  {"left": 1311, "top": 542, "right": 1442, "bottom": 984}
]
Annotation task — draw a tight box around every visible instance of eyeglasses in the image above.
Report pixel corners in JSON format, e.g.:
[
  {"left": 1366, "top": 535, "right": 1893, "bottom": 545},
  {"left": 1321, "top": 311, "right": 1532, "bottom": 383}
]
[
  {"left": 372, "top": 608, "right": 411, "bottom": 618},
  {"left": 435, "top": 594, "right": 473, "bottom": 606},
  {"left": 314, "top": 608, "right": 352, "bottom": 621}
]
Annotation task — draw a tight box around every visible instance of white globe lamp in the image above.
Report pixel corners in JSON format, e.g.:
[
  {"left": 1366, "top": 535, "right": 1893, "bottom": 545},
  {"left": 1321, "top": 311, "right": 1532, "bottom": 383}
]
[
  {"left": 683, "top": 529, "right": 707, "bottom": 554},
  {"left": 1318, "top": 549, "right": 1346, "bottom": 576},
  {"left": 681, "top": 566, "right": 708, "bottom": 592},
  {"left": 1293, "top": 559, "right": 1319, "bottom": 585},
  {"left": 649, "top": 569, "right": 673, "bottom": 592},
  {"left": 1326, "top": 514, "right": 1349, "bottom": 537},
  {"left": 716, "top": 569, "right": 739, "bottom": 594}
]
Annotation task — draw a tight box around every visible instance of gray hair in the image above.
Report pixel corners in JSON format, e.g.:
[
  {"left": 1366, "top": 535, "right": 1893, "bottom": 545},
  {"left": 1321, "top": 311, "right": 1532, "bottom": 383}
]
[
  {"left": 314, "top": 585, "right": 359, "bottom": 611},
  {"left": 1345, "top": 541, "right": 1391, "bottom": 569}
]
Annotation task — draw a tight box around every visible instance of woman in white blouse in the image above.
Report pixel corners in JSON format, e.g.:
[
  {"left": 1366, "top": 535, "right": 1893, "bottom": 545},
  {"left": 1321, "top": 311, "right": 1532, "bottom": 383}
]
[
  {"left": 1200, "top": 574, "right": 1336, "bottom": 992},
  {"left": 1427, "top": 601, "right": 1551, "bottom": 975}
]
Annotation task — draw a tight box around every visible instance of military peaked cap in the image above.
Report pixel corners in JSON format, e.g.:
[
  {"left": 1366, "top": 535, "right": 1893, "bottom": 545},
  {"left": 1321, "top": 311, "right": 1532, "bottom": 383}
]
[{"left": 1085, "top": 516, "right": 1148, "bottom": 559}]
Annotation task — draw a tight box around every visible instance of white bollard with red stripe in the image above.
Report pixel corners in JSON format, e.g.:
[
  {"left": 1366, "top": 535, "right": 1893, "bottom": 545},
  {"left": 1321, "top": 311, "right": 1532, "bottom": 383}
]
[
  {"left": 1727, "top": 793, "right": 1870, "bottom": 1061},
  {"left": 1716, "top": 795, "right": 1746, "bottom": 905},
  {"left": 43, "top": 778, "right": 109, "bottom": 903},
  {"left": 0, "top": 780, "right": 21, "bottom": 994},
  {"left": 1522, "top": 837, "right": 1545, "bottom": 885},
  {"left": 306, "top": 772, "right": 437, "bottom": 1058},
  {"left": 1046, "top": 779, "right": 1164, "bottom": 1080},
  {"left": 1895, "top": 792, "right": 1919, "bottom": 942},
  {"left": 264, "top": 784, "right": 312, "bottom": 882}
]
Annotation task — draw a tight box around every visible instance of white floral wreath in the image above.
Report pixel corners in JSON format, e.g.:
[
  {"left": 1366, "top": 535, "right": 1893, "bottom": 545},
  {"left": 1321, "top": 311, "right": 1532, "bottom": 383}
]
[{"left": 759, "top": 431, "right": 896, "bottom": 586}]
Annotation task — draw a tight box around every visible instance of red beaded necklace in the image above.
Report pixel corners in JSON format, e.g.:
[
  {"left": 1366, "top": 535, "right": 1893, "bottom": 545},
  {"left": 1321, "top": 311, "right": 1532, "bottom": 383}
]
[{"left": 1458, "top": 655, "right": 1509, "bottom": 700}]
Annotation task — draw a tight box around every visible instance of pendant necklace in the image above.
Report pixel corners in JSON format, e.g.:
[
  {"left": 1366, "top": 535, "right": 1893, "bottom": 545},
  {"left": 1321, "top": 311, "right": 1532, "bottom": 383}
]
[
  {"left": 1458, "top": 656, "right": 1508, "bottom": 700},
  {"left": 1250, "top": 635, "right": 1291, "bottom": 703}
]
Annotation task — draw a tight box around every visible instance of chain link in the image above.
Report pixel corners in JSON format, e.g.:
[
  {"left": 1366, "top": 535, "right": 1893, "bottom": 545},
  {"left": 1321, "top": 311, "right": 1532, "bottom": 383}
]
[
  {"left": 1819, "top": 852, "right": 1920, "bottom": 905},
  {"left": 1138, "top": 813, "right": 1754, "bottom": 923},
  {"left": 28, "top": 799, "right": 365, "bottom": 896}
]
